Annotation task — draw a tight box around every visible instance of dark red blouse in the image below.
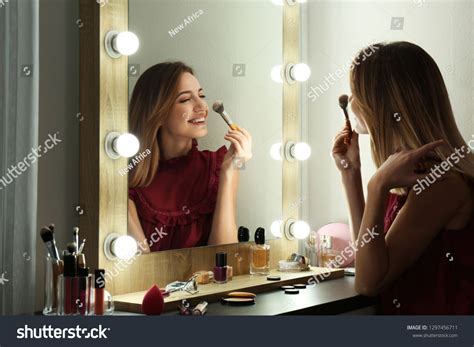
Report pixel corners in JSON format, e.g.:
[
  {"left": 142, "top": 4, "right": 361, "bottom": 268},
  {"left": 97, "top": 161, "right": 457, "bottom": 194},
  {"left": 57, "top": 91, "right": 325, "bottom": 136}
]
[
  {"left": 129, "top": 139, "right": 227, "bottom": 251},
  {"left": 381, "top": 192, "right": 474, "bottom": 314}
]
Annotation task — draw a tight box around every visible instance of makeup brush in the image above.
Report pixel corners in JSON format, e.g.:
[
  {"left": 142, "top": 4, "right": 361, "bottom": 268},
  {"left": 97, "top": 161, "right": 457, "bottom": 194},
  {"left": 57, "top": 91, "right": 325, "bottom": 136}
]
[
  {"left": 212, "top": 101, "right": 240, "bottom": 131},
  {"left": 67, "top": 242, "right": 77, "bottom": 256},
  {"left": 338, "top": 94, "right": 353, "bottom": 144},
  {"left": 78, "top": 238, "right": 86, "bottom": 254},
  {"left": 40, "top": 226, "right": 60, "bottom": 260},
  {"left": 73, "top": 227, "right": 79, "bottom": 248}
]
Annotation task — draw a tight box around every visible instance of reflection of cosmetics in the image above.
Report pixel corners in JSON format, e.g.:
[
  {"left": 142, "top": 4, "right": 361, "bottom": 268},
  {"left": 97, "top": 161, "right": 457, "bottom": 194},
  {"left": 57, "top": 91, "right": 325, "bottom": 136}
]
[
  {"left": 78, "top": 239, "right": 86, "bottom": 254},
  {"left": 77, "top": 253, "right": 86, "bottom": 269},
  {"left": 40, "top": 227, "right": 60, "bottom": 260},
  {"left": 226, "top": 265, "right": 233, "bottom": 281},
  {"left": 63, "top": 254, "right": 77, "bottom": 315},
  {"left": 213, "top": 252, "right": 228, "bottom": 284},
  {"left": 250, "top": 228, "right": 270, "bottom": 275},
  {"left": 338, "top": 94, "right": 352, "bottom": 144},
  {"left": 94, "top": 269, "right": 105, "bottom": 315},
  {"left": 67, "top": 242, "right": 77, "bottom": 256},
  {"left": 238, "top": 226, "right": 250, "bottom": 242},
  {"left": 212, "top": 101, "right": 240, "bottom": 130},
  {"left": 192, "top": 301, "right": 208, "bottom": 315}
]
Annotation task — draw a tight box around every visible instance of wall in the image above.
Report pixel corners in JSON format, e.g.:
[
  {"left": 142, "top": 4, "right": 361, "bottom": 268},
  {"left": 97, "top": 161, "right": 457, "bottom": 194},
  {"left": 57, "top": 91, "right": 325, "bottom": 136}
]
[
  {"left": 35, "top": 0, "right": 79, "bottom": 312},
  {"left": 303, "top": 0, "right": 474, "bottom": 233}
]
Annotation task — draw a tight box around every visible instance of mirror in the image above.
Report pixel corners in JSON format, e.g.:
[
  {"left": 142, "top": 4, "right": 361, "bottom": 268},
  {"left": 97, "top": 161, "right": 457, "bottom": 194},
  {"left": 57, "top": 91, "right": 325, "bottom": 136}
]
[{"left": 127, "top": 0, "right": 283, "bottom": 252}]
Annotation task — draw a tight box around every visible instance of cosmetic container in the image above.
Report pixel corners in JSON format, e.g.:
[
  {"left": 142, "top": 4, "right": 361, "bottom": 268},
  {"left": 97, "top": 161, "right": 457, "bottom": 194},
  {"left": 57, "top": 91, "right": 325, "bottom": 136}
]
[
  {"left": 94, "top": 269, "right": 105, "bottom": 315},
  {"left": 213, "top": 252, "right": 228, "bottom": 284},
  {"left": 250, "top": 228, "right": 270, "bottom": 275},
  {"left": 77, "top": 268, "right": 92, "bottom": 315},
  {"left": 319, "top": 235, "right": 337, "bottom": 268},
  {"left": 238, "top": 226, "right": 250, "bottom": 242},
  {"left": 43, "top": 255, "right": 63, "bottom": 315},
  {"left": 57, "top": 254, "right": 77, "bottom": 315}
]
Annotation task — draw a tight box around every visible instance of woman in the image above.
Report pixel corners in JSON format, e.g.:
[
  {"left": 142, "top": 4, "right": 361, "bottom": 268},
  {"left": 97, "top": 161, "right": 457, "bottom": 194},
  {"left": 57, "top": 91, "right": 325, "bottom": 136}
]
[
  {"left": 128, "top": 62, "right": 252, "bottom": 252},
  {"left": 332, "top": 41, "right": 474, "bottom": 314}
]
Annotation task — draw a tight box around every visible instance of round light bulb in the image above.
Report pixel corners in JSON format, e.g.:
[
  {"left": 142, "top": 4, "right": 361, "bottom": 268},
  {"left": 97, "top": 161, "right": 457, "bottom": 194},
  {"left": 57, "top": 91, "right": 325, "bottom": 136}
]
[
  {"left": 296, "top": 0, "right": 307, "bottom": 3},
  {"left": 114, "top": 31, "right": 139, "bottom": 56},
  {"left": 291, "top": 63, "right": 311, "bottom": 82},
  {"left": 271, "top": 0, "right": 284, "bottom": 5},
  {"left": 271, "top": 220, "right": 283, "bottom": 238},
  {"left": 292, "top": 220, "right": 310, "bottom": 239},
  {"left": 114, "top": 133, "right": 139, "bottom": 158},
  {"left": 111, "top": 235, "right": 138, "bottom": 260},
  {"left": 292, "top": 142, "right": 311, "bottom": 161},
  {"left": 270, "top": 143, "right": 283, "bottom": 161},
  {"left": 271, "top": 65, "right": 283, "bottom": 83}
]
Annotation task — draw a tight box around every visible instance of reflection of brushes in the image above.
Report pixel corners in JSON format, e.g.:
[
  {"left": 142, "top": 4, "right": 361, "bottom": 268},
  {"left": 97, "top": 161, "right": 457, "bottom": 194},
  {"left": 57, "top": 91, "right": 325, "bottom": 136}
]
[
  {"left": 212, "top": 101, "right": 240, "bottom": 131},
  {"left": 40, "top": 226, "right": 60, "bottom": 260},
  {"left": 338, "top": 94, "right": 352, "bottom": 144},
  {"left": 78, "top": 239, "right": 86, "bottom": 254},
  {"left": 73, "top": 227, "right": 79, "bottom": 248}
]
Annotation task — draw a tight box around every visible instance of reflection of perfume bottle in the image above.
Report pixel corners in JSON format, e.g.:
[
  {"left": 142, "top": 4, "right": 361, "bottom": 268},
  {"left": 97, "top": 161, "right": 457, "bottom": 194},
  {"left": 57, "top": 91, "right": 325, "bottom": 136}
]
[
  {"left": 250, "top": 228, "right": 270, "bottom": 275},
  {"left": 319, "top": 235, "right": 337, "bottom": 268}
]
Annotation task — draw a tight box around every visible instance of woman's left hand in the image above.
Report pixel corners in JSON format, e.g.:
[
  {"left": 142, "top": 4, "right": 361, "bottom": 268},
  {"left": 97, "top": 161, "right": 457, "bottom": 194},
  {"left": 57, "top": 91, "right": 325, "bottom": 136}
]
[
  {"left": 222, "top": 127, "right": 253, "bottom": 170},
  {"left": 369, "top": 139, "right": 444, "bottom": 191}
]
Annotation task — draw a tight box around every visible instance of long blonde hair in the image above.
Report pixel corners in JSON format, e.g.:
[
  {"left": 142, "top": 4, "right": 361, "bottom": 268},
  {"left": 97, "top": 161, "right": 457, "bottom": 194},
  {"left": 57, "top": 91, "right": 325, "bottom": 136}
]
[
  {"left": 129, "top": 62, "right": 194, "bottom": 188},
  {"left": 350, "top": 41, "right": 474, "bottom": 194}
]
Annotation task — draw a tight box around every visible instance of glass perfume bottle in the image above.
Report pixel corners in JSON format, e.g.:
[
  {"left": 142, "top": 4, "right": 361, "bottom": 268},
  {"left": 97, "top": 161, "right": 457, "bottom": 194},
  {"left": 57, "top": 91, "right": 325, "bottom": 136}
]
[
  {"left": 319, "top": 234, "right": 337, "bottom": 268},
  {"left": 250, "top": 227, "right": 270, "bottom": 275}
]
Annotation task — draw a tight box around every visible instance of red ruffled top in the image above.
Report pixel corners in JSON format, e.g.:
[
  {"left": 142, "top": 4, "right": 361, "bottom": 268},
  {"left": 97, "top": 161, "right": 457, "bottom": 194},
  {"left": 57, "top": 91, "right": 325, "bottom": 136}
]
[
  {"left": 380, "top": 192, "right": 474, "bottom": 314},
  {"left": 129, "top": 139, "right": 227, "bottom": 251}
]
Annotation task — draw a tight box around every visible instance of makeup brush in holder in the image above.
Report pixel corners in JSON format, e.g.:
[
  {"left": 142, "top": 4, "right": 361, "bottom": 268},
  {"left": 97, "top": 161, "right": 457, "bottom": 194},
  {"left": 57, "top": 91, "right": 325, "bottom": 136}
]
[{"left": 338, "top": 94, "right": 353, "bottom": 145}]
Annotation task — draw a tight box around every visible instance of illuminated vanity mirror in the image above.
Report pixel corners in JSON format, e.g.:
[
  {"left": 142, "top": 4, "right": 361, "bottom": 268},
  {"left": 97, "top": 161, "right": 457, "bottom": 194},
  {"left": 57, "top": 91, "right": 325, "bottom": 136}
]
[{"left": 127, "top": 0, "right": 283, "bottom": 252}]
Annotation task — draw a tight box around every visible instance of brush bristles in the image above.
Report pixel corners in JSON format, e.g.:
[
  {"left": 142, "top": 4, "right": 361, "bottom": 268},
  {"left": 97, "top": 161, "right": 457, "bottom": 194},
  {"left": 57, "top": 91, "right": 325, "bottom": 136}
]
[
  {"left": 339, "top": 94, "right": 349, "bottom": 109},
  {"left": 212, "top": 101, "right": 224, "bottom": 113},
  {"left": 40, "top": 227, "right": 54, "bottom": 242}
]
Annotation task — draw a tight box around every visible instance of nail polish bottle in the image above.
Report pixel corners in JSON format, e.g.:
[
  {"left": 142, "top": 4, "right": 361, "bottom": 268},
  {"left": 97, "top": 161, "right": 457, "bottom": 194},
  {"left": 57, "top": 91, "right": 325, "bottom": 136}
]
[
  {"left": 250, "top": 227, "right": 270, "bottom": 275},
  {"left": 213, "top": 252, "right": 228, "bottom": 284}
]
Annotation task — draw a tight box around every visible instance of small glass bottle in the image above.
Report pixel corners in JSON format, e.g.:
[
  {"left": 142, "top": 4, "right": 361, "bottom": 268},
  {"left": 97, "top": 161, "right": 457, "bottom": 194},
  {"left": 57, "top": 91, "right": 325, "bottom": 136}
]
[
  {"left": 213, "top": 252, "right": 228, "bottom": 284},
  {"left": 319, "top": 235, "right": 337, "bottom": 268},
  {"left": 250, "top": 227, "right": 270, "bottom": 275}
]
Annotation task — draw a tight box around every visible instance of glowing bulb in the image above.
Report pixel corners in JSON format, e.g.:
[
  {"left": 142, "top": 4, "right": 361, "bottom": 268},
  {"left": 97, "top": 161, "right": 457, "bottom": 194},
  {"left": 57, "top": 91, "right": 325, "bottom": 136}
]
[
  {"left": 114, "top": 133, "right": 139, "bottom": 158},
  {"left": 271, "top": 220, "right": 283, "bottom": 238},
  {"left": 271, "top": 65, "right": 283, "bottom": 83},
  {"left": 114, "top": 31, "right": 139, "bottom": 56},
  {"left": 292, "top": 220, "right": 310, "bottom": 239},
  {"left": 271, "top": 0, "right": 284, "bottom": 5},
  {"left": 270, "top": 143, "right": 283, "bottom": 161},
  {"left": 292, "top": 142, "right": 311, "bottom": 161},
  {"left": 291, "top": 63, "right": 311, "bottom": 82},
  {"left": 111, "top": 235, "right": 137, "bottom": 260}
]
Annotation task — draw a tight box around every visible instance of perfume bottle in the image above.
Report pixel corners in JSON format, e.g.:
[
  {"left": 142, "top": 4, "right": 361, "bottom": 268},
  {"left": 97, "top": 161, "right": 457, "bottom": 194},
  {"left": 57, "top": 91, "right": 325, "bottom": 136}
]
[
  {"left": 250, "top": 227, "right": 270, "bottom": 275},
  {"left": 319, "top": 235, "right": 337, "bottom": 268}
]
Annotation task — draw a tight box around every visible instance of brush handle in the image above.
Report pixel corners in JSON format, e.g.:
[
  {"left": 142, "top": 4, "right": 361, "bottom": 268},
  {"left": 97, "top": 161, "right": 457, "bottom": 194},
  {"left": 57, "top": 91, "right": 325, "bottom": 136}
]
[{"left": 344, "top": 118, "right": 353, "bottom": 145}]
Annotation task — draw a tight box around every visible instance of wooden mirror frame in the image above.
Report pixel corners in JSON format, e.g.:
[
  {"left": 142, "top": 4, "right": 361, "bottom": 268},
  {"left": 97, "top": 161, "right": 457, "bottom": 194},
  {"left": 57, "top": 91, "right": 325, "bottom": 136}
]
[{"left": 79, "top": 0, "right": 302, "bottom": 295}]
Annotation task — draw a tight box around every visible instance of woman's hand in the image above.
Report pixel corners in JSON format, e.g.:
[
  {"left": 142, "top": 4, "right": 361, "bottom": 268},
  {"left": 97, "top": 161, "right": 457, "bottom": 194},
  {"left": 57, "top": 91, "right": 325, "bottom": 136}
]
[
  {"left": 369, "top": 139, "right": 444, "bottom": 191},
  {"left": 222, "top": 127, "right": 253, "bottom": 171},
  {"left": 331, "top": 124, "right": 361, "bottom": 171}
]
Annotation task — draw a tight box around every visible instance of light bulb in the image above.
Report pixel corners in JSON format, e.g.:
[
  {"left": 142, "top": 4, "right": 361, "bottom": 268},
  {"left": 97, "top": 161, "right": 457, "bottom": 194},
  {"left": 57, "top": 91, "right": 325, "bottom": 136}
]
[
  {"left": 271, "top": 220, "right": 283, "bottom": 238},
  {"left": 292, "top": 220, "right": 310, "bottom": 239},
  {"left": 270, "top": 143, "right": 283, "bottom": 161},
  {"left": 114, "top": 31, "right": 139, "bottom": 56},
  {"left": 296, "top": 0, "right": 307, "bottom": 3},
  {"left": 111, "top": 235, "right": 138, "bottom": 260},
  {"left": 291, "top": 63, "right": 311, "bottom": 82},
  {"left": 292, "top": 142, "right": 311, "bottom": 160},
  {"left": 114, "top": 133, "right": 140, "bottom": 158},
  {"left": 271, "top": 0, "right": 284, "bottom": 5},
  {"left": 271, "top": 65, "right": 283, "bottom": 83}
]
